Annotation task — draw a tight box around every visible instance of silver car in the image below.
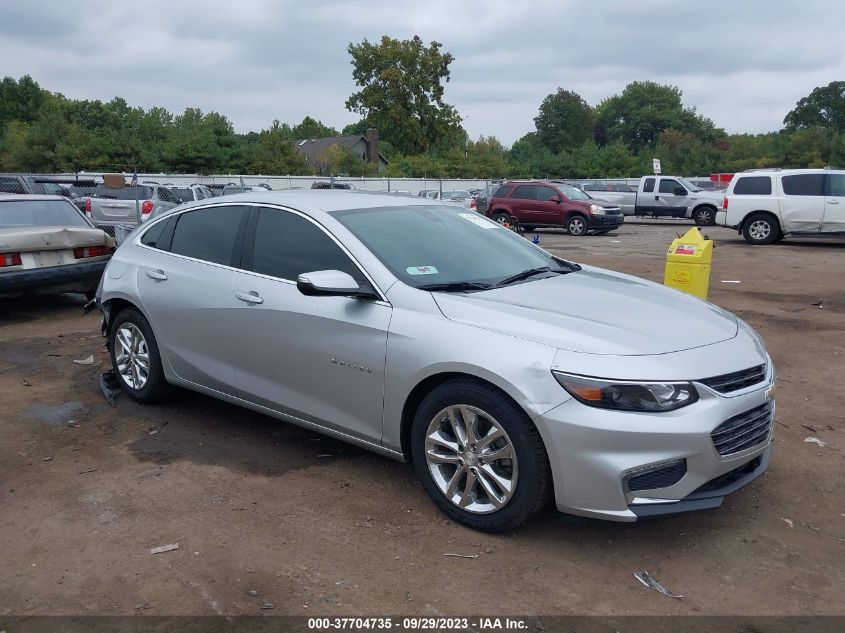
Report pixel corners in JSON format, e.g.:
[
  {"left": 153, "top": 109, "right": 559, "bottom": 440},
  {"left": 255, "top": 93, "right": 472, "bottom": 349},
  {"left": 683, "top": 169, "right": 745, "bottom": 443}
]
[{"left": 96, "top": 191, "right": 775, "bottom": 531}]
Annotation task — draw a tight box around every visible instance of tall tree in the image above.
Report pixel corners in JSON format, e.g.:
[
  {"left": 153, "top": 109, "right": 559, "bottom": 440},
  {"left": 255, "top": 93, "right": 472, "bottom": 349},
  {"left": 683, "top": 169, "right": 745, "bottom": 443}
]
[
  {"left": 345, "top": 35, "right": 463, "bottom": 155},
  {"left": 783, "top": 81, "right": 845, "bottom": 132},
  {"left": 595, "top": 81, "right": 719, "bottom": 152},
  {"left": 291, "top": 116, "right": 338, "bottom": 139},
  {"left": 534, "top": 88, "right": 595, "bottom": 153},
  {"left": 245, "top": 120, "right": 310, "bottom": 174},
  {"left": 0, "top": 75, "right": 46, "bottom": 128}
]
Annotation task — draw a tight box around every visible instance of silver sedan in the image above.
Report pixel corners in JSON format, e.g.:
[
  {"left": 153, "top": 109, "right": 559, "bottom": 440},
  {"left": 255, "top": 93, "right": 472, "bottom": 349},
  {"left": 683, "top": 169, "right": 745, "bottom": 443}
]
[{"left": 96, "top": 191, "right": 774, "bottom": 531}]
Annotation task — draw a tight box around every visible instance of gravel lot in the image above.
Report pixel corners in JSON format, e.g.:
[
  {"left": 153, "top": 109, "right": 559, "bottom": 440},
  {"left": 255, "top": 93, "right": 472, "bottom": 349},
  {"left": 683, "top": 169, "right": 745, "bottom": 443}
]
[{"left": 1, "top": 220, "right": 843, "bottom": 618}]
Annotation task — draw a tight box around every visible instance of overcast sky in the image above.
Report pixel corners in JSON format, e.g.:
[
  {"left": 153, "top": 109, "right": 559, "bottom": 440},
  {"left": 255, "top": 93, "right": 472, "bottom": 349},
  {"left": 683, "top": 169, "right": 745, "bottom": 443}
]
[{"left": 1, "top": 0, "right": 843, "bottom": 145}]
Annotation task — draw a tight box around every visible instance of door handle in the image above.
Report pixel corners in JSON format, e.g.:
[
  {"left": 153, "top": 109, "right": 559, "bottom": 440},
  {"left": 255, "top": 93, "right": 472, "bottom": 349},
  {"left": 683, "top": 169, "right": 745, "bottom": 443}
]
[
  {"left": 235, "top": 290, "right": 264, "bottom": 305},
  {"left": 655, "top": 195, "right": 660, "bottom": 200},
  {"left": 145, "top": 269, "right": 167, "bottom": 281},
  {"left": 828, "top": 200, "right": 840, "bottom": 204}
]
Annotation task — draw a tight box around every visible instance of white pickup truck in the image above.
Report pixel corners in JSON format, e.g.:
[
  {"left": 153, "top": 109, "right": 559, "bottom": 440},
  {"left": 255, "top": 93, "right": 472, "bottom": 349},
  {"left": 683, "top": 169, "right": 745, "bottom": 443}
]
[{"left": 582, "top": 176, "right": 724, "bottom": 225}]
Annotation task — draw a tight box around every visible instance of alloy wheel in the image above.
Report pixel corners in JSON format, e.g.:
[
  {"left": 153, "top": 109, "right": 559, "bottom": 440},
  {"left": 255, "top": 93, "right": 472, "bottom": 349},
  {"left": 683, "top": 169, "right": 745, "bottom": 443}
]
[
  {"left": 424, "top": 405, "right": 518, "bottom": 514},
  {"left": 748, "top": 219, "right": 771, "bottom": 241},
  {"left": 115, "top": 323, "right": 150, "bottom": 390},
  {"left": 568, "top": 217, "right": 586, "bottom": 235}
]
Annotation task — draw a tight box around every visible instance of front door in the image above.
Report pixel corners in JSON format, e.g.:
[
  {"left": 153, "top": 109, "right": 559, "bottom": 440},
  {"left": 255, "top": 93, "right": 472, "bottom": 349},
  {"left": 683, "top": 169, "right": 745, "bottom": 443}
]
[
  {"left": 533, "top": 185, "right": 564, "bottom": 225},
  {"left": 654, "top": 178, "right": 687, "bottom": 217},
  {"left": 135, "top": 204, "right": 250, "bottom": 393},
  {"left": 231, "top": 205, "right": 391, "bottom": 445},
  {"left": 822, "top": 173, "right": 845, "bottom": 233},
  {"left": 780, "top": 173, "right": 825, "bottom": 232}
]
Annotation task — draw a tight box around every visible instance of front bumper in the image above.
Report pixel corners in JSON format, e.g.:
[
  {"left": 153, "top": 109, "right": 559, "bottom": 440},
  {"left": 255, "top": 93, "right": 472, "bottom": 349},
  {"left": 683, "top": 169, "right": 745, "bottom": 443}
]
[
  {"left": 0, "top": 260, "right": 108, "bottom": 293},
  {"left": 534, "top": 370, "right": 774, "bottom": 521},
  {"left": 588, "top": 214, "right": 624, "bottom": 230}
]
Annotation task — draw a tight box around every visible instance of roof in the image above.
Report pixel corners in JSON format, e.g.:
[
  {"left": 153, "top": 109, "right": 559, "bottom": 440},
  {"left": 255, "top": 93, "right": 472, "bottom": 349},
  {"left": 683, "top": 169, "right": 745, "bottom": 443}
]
[
  {"left": 0, "top": 193, "right": 69, "bottom": 202},
  {"left": 294, "top": 135, "right": 389, "bottom": 164}
]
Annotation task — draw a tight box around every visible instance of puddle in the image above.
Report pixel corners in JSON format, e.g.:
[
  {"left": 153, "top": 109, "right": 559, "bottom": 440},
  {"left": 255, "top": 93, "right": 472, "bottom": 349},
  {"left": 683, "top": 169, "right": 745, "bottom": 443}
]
[{"left": 23, "top": 401, "right": 89, "bottom": 426}]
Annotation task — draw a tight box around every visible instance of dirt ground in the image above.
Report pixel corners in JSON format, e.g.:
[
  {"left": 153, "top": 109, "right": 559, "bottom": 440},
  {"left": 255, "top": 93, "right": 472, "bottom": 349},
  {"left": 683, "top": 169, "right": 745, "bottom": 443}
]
[{"left": 1, "top": 219, "right": 843, "bottom": 618}]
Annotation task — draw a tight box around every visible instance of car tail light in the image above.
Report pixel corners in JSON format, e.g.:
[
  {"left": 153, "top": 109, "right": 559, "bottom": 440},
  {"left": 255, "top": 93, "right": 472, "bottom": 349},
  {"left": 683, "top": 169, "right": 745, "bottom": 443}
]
[
  {"left": 722, "top": 196, "right": 728, "bottom": 210},
  {"left": 1, "top": 252, "right": 23, "bottom": 267},
  {"left": 84, "top": 197, "right": 92, "bottom": 215},
  {"left": 73, "top": 245, "right": 109, "bottom": 259},
  {"left": 141, "top": 200, "right": 154, "bottom": 217},
  {"left": 469, "top": 198, "right": 477, "bottom": 209}
]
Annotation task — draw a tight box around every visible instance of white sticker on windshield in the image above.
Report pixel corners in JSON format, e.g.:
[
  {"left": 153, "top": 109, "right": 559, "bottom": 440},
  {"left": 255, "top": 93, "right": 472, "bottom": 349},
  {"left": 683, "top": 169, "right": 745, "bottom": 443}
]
[
  {"left": 406, "top": 265, "right": 439, "bottom": 275},
  {"left": 459, "top": 213, "right": 497, "bottom": 228}
]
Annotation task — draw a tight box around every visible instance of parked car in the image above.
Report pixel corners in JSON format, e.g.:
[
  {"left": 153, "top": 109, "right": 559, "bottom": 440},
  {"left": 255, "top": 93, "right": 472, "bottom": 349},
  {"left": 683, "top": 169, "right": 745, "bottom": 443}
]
[
  {"left": 223, "top": 184, "right": 273, "bottom": 195},
  {"left": 435, "top": 190, "right": 476, "bottom": 210},
  {"left": 95, "top": 191, "right": 774, "bottom": 531},
  {"left": 474, "top": 182, "right": 500, "bottom": 215},
  {"left": 717, "top": 168, "right": 845, "bottom": 244},
  {"left": 81, "top": 184, "right": 181, "bottom": 234},
  {"left": 592, "top": 176, "right": 722, "bottom": 225},
  {"left": 310, "top": 181, "right": 352, "bottom": 190},
  {"left": 0, "top": 194, "right": 114, "bottom": 297},
  {"left": 1, "top": 174, "right": 93, "bottom": 197},
  {"left": 417, "top": 190, "right": 439, "bottom": 199},
  {"left": 171, "top": 184, "right": 214, "bottom": 203},
  {"left": 486, "top": 181, "right": 623, "bottom": 235}
]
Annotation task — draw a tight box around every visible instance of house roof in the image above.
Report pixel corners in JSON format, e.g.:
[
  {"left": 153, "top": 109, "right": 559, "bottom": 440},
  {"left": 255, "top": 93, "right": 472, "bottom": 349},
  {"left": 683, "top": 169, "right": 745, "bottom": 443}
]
[{"left": 294, "top": 135, "right": 388, "bottom": 164}]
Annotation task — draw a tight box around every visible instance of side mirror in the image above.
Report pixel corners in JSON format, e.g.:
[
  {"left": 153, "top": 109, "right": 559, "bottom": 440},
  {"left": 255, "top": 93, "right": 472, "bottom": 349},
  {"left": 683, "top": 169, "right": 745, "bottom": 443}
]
[
  {"left": 549, "top": 196, "right": 562, "bottom": 204},
  {"left": 297, "top": 270, "right": 374, "bottom": 299},
  {"left": 674, "top": 187, "right": 688, "bottom": 196}
]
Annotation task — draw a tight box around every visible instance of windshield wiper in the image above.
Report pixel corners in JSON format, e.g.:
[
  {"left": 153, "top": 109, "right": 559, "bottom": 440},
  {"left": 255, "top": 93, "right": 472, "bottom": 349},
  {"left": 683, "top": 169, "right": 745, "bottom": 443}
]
[
  {"left": 495, "top": 266, "right": 563, "bottom": 287},
  {"left": 417, "top": 281, "right": 492, "bottom": 292}
]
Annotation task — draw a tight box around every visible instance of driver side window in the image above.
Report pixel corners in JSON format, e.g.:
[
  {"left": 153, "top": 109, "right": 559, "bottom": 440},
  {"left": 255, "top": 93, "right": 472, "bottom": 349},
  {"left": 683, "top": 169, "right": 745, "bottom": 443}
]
[
  {"left": 658, "top": 179, "right": 681, "bottom": 194},
  {"left": 250, "top": 207, "right": 364, "bottom": 283},
  {"left": 535, "top": 186, "right": 558, "bottom": 202}
]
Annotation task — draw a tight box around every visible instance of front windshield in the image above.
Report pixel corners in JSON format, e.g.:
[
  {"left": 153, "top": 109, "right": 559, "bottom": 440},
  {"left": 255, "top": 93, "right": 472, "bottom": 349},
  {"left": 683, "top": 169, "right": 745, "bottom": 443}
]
[
  {"left": 557, "top": 184, "right": 591, "bottom": 201},
  {"left": 0, "top": 199, "right": 91, "bottom": 228},
  {"left": 332, "top": 205, "right": 574, "bottom": 289},
  {"left": 678, "top": 178, "right": 701, "bottom": 192}
]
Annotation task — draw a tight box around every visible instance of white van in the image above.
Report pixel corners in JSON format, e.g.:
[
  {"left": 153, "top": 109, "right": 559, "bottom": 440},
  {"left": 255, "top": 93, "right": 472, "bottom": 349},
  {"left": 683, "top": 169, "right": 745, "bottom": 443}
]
[{"left": 717, "top": 169, "right": 845, "bottom": 244}]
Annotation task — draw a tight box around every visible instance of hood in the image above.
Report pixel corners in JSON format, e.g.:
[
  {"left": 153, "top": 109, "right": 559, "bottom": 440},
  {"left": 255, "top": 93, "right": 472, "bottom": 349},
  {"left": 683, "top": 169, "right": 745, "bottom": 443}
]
[
  {"left": 432, "top": 267, "right": 738, "bottom": 356},
  {"left": 0, "top": 226, "right": 111, "bottom": 252}
]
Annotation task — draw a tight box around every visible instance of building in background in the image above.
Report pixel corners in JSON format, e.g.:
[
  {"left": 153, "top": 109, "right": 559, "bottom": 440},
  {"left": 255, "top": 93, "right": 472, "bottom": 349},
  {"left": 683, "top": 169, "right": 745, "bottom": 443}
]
[{"left": 295, "top": 128, "right": 389, "bottom": 174}]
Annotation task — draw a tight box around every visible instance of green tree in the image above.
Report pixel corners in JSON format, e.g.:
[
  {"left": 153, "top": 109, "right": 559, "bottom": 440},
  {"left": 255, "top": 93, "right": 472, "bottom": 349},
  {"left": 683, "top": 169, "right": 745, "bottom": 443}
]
[
  {"left": 345, "top": 35, "right": 463, "bottom": 155},
  {"left": 291, "top": 116, "right": 338, "bottom": 139},
  {"left": 0, "top": 75, "right": 46, "bottom": 128},
  {"left": 595, "top": 81, "right": 720, "bottom": 152},
  {"left": 534, "top": 88, "right": 594, "bottom": 152},
  {"left": 245, "top": 120, "right": 310, "bottom": 174},
  {"left": 783, "top": 81, "right": 845, "bottom": 131},
  {"left": 163, "top": 108, "right": 240, "bottom": 174}
]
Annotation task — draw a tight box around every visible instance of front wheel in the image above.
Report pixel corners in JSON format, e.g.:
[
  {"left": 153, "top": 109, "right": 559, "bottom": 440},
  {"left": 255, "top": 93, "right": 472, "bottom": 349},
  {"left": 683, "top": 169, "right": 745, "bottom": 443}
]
[
  {"left": 742, "top": 213, "right": 779, "bottom": 245},
  {"left": 566, "top": 214, "right": 587, "bottom": 236},
  {"left": 492, "top": 211, "right": 511, "bottom": 225},
  {"left": 693, "top": 206, "right": 716, "bottom": 226},
  {"left": 410, "top": 379, "right": 551, "bottom": 532}
]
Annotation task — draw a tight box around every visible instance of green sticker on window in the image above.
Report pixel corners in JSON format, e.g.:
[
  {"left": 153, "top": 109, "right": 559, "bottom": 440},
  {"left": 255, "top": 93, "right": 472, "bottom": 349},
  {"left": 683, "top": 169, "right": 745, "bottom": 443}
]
[{"left": 406, "top": 265, "right": 439, "bottom": 275}]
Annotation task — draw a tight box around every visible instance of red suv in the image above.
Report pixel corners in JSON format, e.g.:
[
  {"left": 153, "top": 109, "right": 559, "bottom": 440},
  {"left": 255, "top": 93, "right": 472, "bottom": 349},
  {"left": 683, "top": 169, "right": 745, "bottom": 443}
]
[{"left": 485, "top": 181, "right": 624, "bottom": 236}]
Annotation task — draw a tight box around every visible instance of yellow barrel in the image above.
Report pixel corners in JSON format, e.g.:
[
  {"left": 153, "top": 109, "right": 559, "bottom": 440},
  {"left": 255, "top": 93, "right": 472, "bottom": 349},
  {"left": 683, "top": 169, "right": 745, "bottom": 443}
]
[{"left": 663, "top": 227, "right": 713, "bottom": 299}]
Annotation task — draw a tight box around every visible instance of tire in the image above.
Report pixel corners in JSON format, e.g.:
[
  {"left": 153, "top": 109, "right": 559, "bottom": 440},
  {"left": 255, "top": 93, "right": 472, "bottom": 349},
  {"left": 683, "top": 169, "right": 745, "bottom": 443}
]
[
  {"left": 109, "top": 307, "right": 171, "bottom": 403},
  {"left": 566, "top": 214, "right": 588, "bottom": 236},
  {"left": 693, "top": 206, "right": 716, "bottom": 226},
  {"left": 492, "top": 211, "right": 512, "bottom": 225},
  {"left": 410, "top": 378, "right": 551, "bottom": 532},
  {"left": 742, "top": 213, "right": 779, "bottom": 245},
  {"left": 521, "top": 225, "right": 535, "bottom": 233}
]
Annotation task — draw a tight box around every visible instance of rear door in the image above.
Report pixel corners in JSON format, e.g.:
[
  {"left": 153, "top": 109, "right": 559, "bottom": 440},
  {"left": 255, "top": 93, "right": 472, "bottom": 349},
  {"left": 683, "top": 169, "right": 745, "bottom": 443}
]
[
  {"left": 654, "top": 178, "right": 687, "bottom": 217},
  {"left": 507, "top": 184, "right": 538, "bottom": 224},
  {"left": 135, "top": 204, "right": 250, "bottom": 393},
  {"left": 636, "top": 177, "right": 656, "bottom": 215},
  {"left": 822, "top": 172, "right": 845, "bottom": 233},
  {"left": 779, "top": 173, "right": 825, "bottom": 232},
  {"left": 231, "top": 205, "right": 391, "bottom": 444}
]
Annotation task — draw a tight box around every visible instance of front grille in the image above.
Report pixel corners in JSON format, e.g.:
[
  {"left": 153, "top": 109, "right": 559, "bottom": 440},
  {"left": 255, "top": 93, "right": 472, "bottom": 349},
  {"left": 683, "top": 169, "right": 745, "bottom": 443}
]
[
  {"left": 710, "top": 402, "right": 773, "bottom": 457},
  {"left": 627, "top": 459, "right": 687, "bottom": 492},
  {"left": 699, "top": 364, "right": 767, "bottom": 394},
  {"left": 693, "top": 455, "right": 762, "bottom": 494}
]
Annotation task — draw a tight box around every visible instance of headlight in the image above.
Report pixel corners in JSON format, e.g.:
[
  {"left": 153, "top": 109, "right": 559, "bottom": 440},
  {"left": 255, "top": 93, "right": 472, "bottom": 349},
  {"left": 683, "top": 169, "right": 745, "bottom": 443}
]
[
  {"left": 589, "top": 204, "right": 606, "bottom": 215},
  {"left": 553, "top": 372, "right": 699, "bottom": 412}
]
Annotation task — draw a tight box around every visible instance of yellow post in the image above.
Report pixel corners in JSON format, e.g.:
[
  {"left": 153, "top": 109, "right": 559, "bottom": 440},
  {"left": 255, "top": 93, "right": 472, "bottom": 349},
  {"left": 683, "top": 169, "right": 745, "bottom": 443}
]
[{"left": 663, "top": 227, "right": 713, "bottom": 299}]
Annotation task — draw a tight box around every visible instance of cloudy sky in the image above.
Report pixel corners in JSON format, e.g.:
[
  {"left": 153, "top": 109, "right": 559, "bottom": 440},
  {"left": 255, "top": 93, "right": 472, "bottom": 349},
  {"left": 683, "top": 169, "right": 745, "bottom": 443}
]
[{"left": 1, "top": 0, "right": 842, "bottom": 145}]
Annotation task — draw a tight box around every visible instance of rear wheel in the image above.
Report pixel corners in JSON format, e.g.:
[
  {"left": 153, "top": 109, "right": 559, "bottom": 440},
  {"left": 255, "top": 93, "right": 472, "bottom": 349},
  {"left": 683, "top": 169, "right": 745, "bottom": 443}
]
[
  {"left": 566, "top": 214, "right": 587, "bottom": 236},
  {"left": 742, "top": 213, "right": 779, "bottom": 245},
  {"left": 109, "top": 307, "right": 170, "bottom": 403},
  {"left": 693, "top": 206, "right": 716, "bottom": 226},
  {"left": 493, "top": 211, "right": 511, "bottom": 225},
  {"left": 410, "top": 379, "right": 551, "bottom": 532}
]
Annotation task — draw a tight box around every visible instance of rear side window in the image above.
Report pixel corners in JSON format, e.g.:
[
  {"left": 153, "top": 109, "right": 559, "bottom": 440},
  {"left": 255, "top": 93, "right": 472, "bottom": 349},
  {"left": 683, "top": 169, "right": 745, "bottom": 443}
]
[
  {"left": 251, "top": 207, "right": 361, "bottom": 282},
  {"left": 733, "top": 176, "right": 772, "bottom": 195},
  {"left": 157, "top": 187, "right": 180, "bottom": 204},
  {"left": 492, "top": 184, "right": 512, "bottom": 198},
  {"left": 170, "top": 206, "right": 249, "bottom": 266},
  {"left": 141, "top": 218, "right": 170, "bottom": 249},
  {"left": 782, "top": 174, "right": 824, "bottom": 196},
  {"left": 642, "top": 178, "right": 655, "bottom": 193},
  {"left": 510, "top": 185, "right": 536, "bottom": 200},
  {"left": 827, "top": 174, "right": 845, "bottom": 197},
  {"left": 0, "top": 177, "right": 26, "bottom": 194}
]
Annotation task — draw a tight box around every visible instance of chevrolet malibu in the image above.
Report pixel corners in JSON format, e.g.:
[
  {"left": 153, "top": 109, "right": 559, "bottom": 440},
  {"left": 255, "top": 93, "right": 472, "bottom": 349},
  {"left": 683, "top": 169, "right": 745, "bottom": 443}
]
[{"left": 96, "top": 191, "right": 775, "bottom": 532}]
